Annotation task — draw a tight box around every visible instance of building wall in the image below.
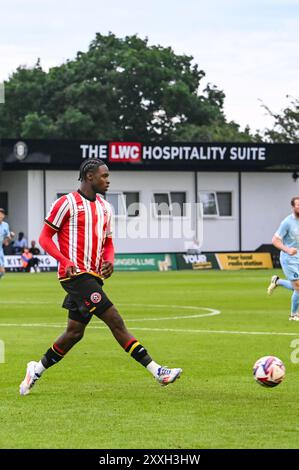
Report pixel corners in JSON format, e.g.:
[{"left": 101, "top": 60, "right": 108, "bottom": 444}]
[
  {"left": 197, "top": 172, "right": 239, "bottom": 251},
  {"left": 43, "top": 170, "right": 196, "bottom": 253},
  {"left": 241, "top": 172, "right": 299, "bottom": 250},
  {"left": 27, "top": 170, "right": 44, "bottom": 245},
  {"left": 2, "top": 169, "right": 298, "bottom": 254},
  {"left": 109, "top": 171, "right": 196, "bottom": 253},
  {"left": 0, "top": 171, "right": 28, "bottom": 240}
]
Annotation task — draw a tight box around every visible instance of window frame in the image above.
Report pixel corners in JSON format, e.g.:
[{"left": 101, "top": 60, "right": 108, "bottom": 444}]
[
  {"left": 123, "top": 191, "right": 140, "bottom": 218},
  {"left": 199, "top": 190, "right": 234, "bottom": 219},
  {"left": 152, "top": 191, "right": 187, "bottom": 218},
  {"left": 216, "top": 191, "right": 233, "bottom": 218},
  {"left": 105, "top": 191, "right": 127, "bottom": 218},
  {"left": 199, "top": 191, "right": 219, "bottom": 218},
  {"left": 170, "top": 191, "right": 187, "bottom": 218}
]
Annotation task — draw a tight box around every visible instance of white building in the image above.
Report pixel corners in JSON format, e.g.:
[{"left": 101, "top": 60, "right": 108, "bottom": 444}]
[{"left": 0, "top": 139, "right": 298, "bottom": 253}]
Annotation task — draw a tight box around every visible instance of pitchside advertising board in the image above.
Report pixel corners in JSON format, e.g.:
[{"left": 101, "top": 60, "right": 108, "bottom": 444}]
[
  {"left": 4, "top": 252, "right": 273, "bottom": 272},
  {"left": 176, "top": 253, "right": 219, "bottom": 270},
  {"left": 177, "top": 252, "right": 273, "bottom": 270},
  {"left": 4, "top": 255, "right": 57, "bottom": 271},
  {"left": 114, "top": 254, "right": 177, "bottom": 271},
  {"left": 4, "top": 254, "right": 177, "bottom": 272},
  {"left": 216, "top": 253, "right": 273, "bottom": 270},
  {"left": 1, "top": 139, "right": 299, "bottom": 171}
]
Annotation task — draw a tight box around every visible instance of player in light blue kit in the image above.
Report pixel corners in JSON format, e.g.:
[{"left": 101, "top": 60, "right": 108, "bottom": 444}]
[
  {"left": 267, "top": 197, "right": 299, "bottom": 321},
  {"left": 0, "top": 208, "right": 14, "bottom": 280}
]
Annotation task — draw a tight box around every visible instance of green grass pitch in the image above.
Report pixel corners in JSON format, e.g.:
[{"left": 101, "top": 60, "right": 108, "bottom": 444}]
[{"left": 0, "top": 269, "right": 299, "bottom": 449}]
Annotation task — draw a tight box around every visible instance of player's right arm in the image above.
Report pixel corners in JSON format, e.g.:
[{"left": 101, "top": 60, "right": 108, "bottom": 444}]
[
  {"left": 272, "top": 235, "right": 297, "bottom": 255},
  {"left": 39, "top": 196, "right": 77, "bottom": 277},
  {"left": 39, "top": 224, "right": 77, "bottom": 277},
  {"left": 100, "top": 201, "right": 115, "bottom": 279},
  {"left": 272, "top": 219, "right": 297, "bottom": 256}
]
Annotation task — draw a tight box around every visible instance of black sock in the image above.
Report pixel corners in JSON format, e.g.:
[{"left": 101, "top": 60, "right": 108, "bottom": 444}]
[
  {"left": 41, "top": 343, "right": 66, "bottom": 369},
  {"left": 124, "top": 338, "right": 152, "bottom": 367}
]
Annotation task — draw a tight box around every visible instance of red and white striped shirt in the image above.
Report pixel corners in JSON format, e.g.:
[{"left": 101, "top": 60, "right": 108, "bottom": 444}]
[{"left": 45, "top": 191, "right": 113, "bottom": 278}]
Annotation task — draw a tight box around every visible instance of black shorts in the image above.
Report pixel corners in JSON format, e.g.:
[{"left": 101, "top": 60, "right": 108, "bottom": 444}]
[{"left": 60, "top": 273, "right": 113, "bottom": 325}]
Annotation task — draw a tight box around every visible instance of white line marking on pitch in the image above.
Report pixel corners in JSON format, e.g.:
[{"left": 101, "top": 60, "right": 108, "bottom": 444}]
[
  {"left": 0, "top": 323, "right": 298, "bottom": 337},
  {"left": 121, "top": 305, "right": 221, "bottom": 321},
  {"left": 0, "top": 304, "right": 220, "bottom": 321},
  {"left": 1, "top": 302, "right": 298, "bottom": 336}
]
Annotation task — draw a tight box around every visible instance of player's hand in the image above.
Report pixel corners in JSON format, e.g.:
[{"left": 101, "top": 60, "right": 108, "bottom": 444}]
[
  {"left": 64, "top": 261, "right": 77, "bottom": 277},
  {"left": 101, "top": 261, "right": 114, "bottom": 279},
  {"left": 287, "top": 247, "right": 297, "bottom": 256},
  {"left": 10, "top": 231, "right": 15, "bottom": 238}
]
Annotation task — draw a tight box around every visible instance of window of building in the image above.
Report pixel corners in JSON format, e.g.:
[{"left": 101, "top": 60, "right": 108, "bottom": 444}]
[
  {"left": 170, "top": 192, "right": 186, "bottom": 217},
  {"left": 217, "top": 192, "right": 232, "bottom": 216},
  {"left": 199, "top": 191, "right": 233, "bottom": 217},
  {"left": 153, "top": 193, "right": 171, "bottom": 216},
  {"left": 105, "top": 192, "right": 126, "bottom": 216},
  {"left": 153, "top": 192, "right": 187, "bottom": 217},
  {"left": 123, "top": 192, "right": 140, "bottom": 217},
  {"left": 199, "top": 192, "right": 218, "bottom": 216}
]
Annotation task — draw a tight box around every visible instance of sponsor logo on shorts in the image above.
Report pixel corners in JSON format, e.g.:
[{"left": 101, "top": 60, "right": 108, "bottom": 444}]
[{"left": 90, "top": 292, "right": 102, "bottom": 303}]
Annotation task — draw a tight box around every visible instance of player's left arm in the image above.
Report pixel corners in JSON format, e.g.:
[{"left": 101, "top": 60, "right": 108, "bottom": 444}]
[
  {"left": 101, "top": 206, "right": 114, "bottom": 279},
  {"left": 101, "top": 236, "right": 114, "bottom": 279}
]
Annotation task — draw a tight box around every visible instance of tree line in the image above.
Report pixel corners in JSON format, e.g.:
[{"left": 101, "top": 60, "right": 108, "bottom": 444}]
[{"left": 0, "top": 33, "right": 297, "bottom": 143}]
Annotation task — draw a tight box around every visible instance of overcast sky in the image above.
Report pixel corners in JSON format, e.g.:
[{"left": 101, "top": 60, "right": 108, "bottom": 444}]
[{"left": 0, "top": 0, "right": 298, "bottom": 132}]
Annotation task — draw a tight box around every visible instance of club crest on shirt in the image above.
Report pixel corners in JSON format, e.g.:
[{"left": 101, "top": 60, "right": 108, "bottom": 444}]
[{"left": 90, "top": 292, "right": 102, "bottom": 303}]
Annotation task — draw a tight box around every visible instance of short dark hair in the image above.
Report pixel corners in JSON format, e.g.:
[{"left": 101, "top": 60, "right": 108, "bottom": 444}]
[
  {"left": 0, "top": 208, "right": 6, "bottom": 214},
  {"left": 78, "top": 159, "right": 106, "bottom": 181},
  {"left": 291, "top": 197, "right": 299, "bottom": 207}
]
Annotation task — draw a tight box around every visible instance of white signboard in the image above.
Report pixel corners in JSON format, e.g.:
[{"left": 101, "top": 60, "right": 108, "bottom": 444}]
[{"left": 4, "top": 255, "right": 57, "bottom": 271}]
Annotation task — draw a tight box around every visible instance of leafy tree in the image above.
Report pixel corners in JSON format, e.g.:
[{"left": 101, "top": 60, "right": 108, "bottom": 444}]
[
  {"left": 0, "top": 33, "right": 254, "bottom": 141},
  {"left": 21, "top": 112, "right": 56, "bottom": 138},
  {"left": 262, "top": 97, "right": 299, "bottom": 143}
]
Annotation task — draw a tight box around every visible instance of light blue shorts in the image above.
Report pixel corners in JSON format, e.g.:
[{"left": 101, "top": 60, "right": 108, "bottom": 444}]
[
  {"left": 0, "top": 253, "right": 4, "bottom": 268},
  {"left": 280, "top": 256, "right": 299, "bottom": 281}
]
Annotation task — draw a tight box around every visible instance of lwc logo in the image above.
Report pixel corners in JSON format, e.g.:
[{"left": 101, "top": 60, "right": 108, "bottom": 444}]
[{"left": 109, "top": 142, "right": 142, "bottom": 162}]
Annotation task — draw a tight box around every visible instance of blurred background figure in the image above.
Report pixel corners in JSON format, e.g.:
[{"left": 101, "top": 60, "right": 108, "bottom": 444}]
[
  {"left": 13, "top": 232, "right": 28, "bottom": 255},
  {"left": 0, "top": 208, "right": 15, "bottom": 280},
  {"left": 29, "top": 240, "right": 41, "bottom": 255},
  {"left": 21, "top": 247, "right": 40, "bottom": 273}
]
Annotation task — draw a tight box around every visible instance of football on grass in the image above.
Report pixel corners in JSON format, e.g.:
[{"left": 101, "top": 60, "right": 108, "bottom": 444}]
[{"left": 253, "top": 356, "right": 285, "bottom": 387}]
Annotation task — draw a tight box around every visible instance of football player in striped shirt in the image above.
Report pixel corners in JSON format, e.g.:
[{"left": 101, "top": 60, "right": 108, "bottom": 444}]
[{"left": 20, "top": 159, "right": 182, "bottom": 395}]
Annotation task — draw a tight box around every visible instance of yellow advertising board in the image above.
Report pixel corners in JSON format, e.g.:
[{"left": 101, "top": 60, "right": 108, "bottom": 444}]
[{"left": 216, "top": 253, "right": 273, "bottom": 270}]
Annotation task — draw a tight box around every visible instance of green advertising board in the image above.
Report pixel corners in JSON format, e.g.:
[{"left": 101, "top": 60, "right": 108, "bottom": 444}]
[
  {"left": 176, "top": 253, "right": 219, "bottom": 270},
  {"left": 114, "top": 254, "right": 177, "bottom": 271}
]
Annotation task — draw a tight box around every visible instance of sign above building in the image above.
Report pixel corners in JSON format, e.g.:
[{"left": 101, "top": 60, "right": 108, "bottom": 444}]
[{"left": 1, "top": 139, "right": 298, "bottom": 172}]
